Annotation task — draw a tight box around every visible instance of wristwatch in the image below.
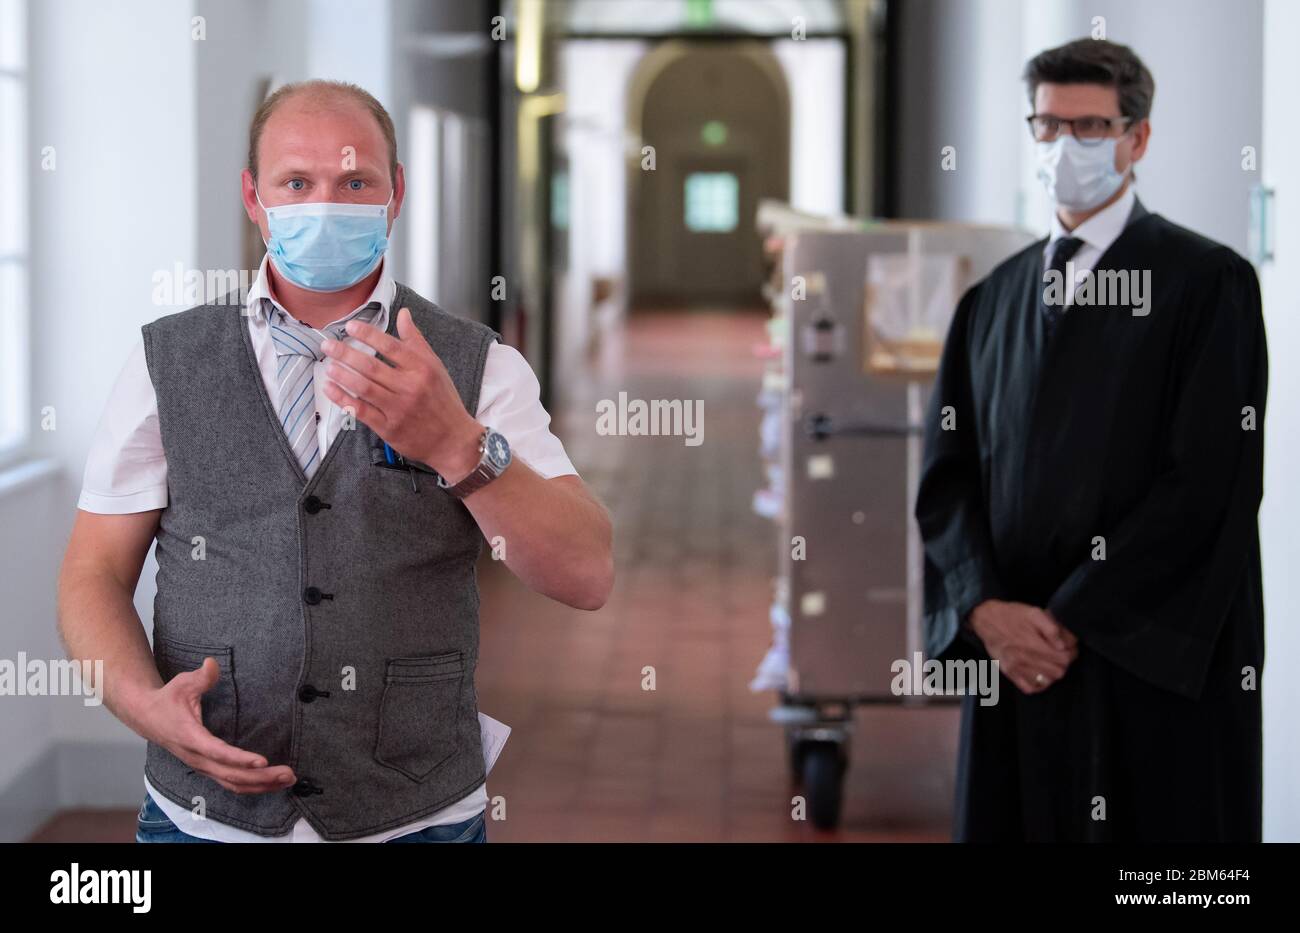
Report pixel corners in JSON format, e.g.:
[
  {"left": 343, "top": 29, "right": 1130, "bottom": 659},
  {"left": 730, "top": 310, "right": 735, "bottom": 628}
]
[{"left": 437, "top": 427, "right": 511, "bottom": 499}]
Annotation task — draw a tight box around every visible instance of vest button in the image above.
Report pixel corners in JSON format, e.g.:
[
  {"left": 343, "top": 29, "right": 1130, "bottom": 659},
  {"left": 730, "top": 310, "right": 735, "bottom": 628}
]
[
  {"left": 291, "top": 779, "right": 322, "bottom": 797},
  {"left": 303, "top": 586, "right": 322, "bottom": 605},
  {"left": 303, "top": 495, "right": 324, "bottom": 514},
  {"left": 298, "top": 684, "right": 318, "bottom": 703}
]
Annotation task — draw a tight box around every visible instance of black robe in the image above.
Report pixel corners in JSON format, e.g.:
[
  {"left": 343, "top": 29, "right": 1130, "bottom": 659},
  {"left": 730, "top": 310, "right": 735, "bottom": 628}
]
[{"left": 915, "top": 198, "right": 1268, "bottom": 842}]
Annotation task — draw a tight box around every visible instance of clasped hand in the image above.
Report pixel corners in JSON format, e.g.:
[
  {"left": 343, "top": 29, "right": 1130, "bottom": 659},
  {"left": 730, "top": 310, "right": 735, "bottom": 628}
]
[{"left": 969, "top": 599, "right": 1078, "bottom": 695}]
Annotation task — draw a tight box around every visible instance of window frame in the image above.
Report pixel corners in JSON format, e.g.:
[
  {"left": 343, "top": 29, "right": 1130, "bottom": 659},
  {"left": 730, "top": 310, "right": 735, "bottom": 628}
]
[{"left": 0, "top": 0, "right": 30, "bottom": 468}]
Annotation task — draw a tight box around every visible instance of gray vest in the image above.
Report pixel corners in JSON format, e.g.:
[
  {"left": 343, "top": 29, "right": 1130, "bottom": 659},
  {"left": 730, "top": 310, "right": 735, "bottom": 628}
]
[{"left": 140, "top": 283, "right": 498, "bottom": 840}]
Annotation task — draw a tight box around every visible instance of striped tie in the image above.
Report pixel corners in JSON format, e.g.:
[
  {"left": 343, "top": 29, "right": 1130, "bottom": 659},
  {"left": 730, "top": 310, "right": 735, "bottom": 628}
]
[{"left": 266, "top": 300, "right": 382, "bottom": 478}]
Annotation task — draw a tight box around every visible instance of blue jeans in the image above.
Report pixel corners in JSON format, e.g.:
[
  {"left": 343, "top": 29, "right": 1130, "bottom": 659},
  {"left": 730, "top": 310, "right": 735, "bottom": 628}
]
[{"left": 134, "top": 794, "right": 487, "bottom": 843}]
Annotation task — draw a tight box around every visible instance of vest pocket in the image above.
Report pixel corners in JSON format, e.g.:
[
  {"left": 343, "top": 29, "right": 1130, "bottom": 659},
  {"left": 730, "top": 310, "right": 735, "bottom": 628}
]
[
  {"left": 374, "top": 652, "right": 466, "bottom": 782},
  {"left": 152, "top": 635, "right": 239, "bottom": 747}
]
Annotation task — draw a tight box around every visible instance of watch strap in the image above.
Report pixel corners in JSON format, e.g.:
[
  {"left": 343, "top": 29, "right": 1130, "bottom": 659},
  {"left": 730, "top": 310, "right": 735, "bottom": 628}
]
[{"left": 437, "top": 429, "right": 505, "bottom": 498}]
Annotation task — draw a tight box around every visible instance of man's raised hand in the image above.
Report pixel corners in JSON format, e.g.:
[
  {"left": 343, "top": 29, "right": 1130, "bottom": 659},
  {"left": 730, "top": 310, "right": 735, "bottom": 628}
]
[{"left": 319, "top": 306, "right": 483, "bottom": 484}]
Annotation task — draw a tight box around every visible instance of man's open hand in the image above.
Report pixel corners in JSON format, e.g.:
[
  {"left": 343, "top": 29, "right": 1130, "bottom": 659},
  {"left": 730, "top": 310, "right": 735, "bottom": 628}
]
[
  {"left": 969, "top": 599, "right": 1078, "bottom": 695},
  {"left": 136, "top": 658, "right": 296, "bottom": 794},
  {"left": 320, "top": 306, "right": 483, "bottom": 484}
]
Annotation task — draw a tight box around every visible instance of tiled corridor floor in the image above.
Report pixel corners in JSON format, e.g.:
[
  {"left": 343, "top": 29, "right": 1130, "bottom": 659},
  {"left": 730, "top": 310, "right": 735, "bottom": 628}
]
[{"left": 29, "top": 309, "right": 959, "bottom": 843}]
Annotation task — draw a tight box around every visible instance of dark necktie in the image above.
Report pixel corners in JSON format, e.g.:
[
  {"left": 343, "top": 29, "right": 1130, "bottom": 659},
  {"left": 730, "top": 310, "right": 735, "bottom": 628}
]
[{"left": 1040, "top": 235, "right": 1085, "bottom": 343}]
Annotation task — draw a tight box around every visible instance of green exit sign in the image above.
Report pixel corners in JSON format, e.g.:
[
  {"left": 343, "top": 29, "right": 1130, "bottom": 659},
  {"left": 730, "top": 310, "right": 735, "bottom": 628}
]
[
  {"left": 686, "top": 0, "right": 714, "bottom": 28},
  {"left": 701, "top": 120, "right": 727, "bottom": 146}
]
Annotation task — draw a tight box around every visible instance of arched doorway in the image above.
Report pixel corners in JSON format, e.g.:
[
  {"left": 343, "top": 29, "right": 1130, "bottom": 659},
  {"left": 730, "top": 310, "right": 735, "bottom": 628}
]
[{"left": 627, "top": 41, "right": 791, "bottom": 308}]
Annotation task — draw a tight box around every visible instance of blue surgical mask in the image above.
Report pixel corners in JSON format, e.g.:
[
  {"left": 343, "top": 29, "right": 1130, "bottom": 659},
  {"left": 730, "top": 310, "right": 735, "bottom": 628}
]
[
  {"left": 256, "top": 187, "right": 392, "bottom": 292},
  {"left": 1035, "top": 135, "right": 1127, "bottom": 211}
]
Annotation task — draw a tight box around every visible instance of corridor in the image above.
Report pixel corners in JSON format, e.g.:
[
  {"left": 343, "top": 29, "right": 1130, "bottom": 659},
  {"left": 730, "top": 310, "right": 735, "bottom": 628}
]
[
  {"left": 472, "top": 309, "right": 961, "bottom": 842},
  {"left": 12, "top": 0, "right": 1294, "bottom": 862}
]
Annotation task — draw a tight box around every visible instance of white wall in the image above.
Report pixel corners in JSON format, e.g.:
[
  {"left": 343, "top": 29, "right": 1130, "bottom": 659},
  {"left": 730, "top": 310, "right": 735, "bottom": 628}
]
[
  {"left": 1, "top": 0, "right": 203, "bottom": 833},
  {"left": 307, "top": 0, "right": 391, "bottom": 104},
  {"left": 0, "top": 462, "right": 65, "bottom": 830},
  {"left": 1259, "top": 0, "right": 1300, "bottom": 843},
  {"left": 560, "top": 40, "right": 646, "bottom": 383},
  {"left": 772, "top": 38, "right": 845, "bottom": 216},
  {"left": 24, "top": 0, "right": 199, "bottom": 762}
]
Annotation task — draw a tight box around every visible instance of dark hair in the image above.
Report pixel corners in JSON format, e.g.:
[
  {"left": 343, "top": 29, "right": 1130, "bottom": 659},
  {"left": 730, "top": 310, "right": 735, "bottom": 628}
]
[
  {"left": 1023, "top": 38, "right": 1155, "bottom": 121},
  {"left": 248, "top": 79, "right": 397, "bottom": 185}
]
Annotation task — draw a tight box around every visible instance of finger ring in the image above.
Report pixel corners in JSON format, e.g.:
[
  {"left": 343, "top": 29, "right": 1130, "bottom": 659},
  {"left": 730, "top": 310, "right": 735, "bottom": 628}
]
[{"left": 1034, "top": 673, "right": 1046, "bottom": 685}]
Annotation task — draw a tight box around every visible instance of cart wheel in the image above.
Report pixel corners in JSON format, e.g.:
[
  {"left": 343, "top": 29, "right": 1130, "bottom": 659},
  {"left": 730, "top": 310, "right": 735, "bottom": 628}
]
[{"left": 801, "top": 742, "right": 844, "bottom": 830}]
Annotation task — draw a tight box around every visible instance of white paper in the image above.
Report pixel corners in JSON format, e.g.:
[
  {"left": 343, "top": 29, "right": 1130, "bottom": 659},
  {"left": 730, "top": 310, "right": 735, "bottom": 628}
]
[{"left": 478, "top": 712, "right": 511, "bottom": 775}]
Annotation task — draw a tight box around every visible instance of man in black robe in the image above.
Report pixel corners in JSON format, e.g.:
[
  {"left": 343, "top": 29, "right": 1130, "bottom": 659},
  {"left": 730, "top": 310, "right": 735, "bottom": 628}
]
[{"left": 915, "top": 38, "right": 1267, "bottom": 842}]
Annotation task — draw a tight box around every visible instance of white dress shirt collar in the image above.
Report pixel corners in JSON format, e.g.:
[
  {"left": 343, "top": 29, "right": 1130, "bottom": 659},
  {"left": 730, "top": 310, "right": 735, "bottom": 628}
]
[
  {"left": 1049, "top": 183, "right": 1136, "bottom": 256},
  {"left": 246, "top": 252, "right": 395, "bottom": 332}
]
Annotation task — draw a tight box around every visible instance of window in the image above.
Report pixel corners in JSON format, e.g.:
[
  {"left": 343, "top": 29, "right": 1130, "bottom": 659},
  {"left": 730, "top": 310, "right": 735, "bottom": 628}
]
[
  {"left": 0, "top": 0, "right": 28, "bottom": 462},
  {"left": 684, "top": 172, "right": 738, "bottom": 233}
]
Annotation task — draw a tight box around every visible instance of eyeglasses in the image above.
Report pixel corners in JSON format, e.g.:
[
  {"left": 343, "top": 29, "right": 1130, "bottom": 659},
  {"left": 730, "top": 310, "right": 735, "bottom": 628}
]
[{"left": 1027, "top": 114, "right": 1134, "bottom": 146}]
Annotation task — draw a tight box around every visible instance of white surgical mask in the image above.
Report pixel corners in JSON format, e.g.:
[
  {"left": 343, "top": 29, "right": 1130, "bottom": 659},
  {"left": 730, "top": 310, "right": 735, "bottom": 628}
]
[
  {"left": 1035, "top": 135, "right": 1127, "bottom": 211},
  {"left": 255, "top": 187, "right": 392, "bottom": 292}
]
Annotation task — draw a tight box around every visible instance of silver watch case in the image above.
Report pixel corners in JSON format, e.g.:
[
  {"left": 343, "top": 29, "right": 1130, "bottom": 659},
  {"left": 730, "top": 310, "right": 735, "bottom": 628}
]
[{"left": 437, "top": 428, "right": 511, "bottom": 498}]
